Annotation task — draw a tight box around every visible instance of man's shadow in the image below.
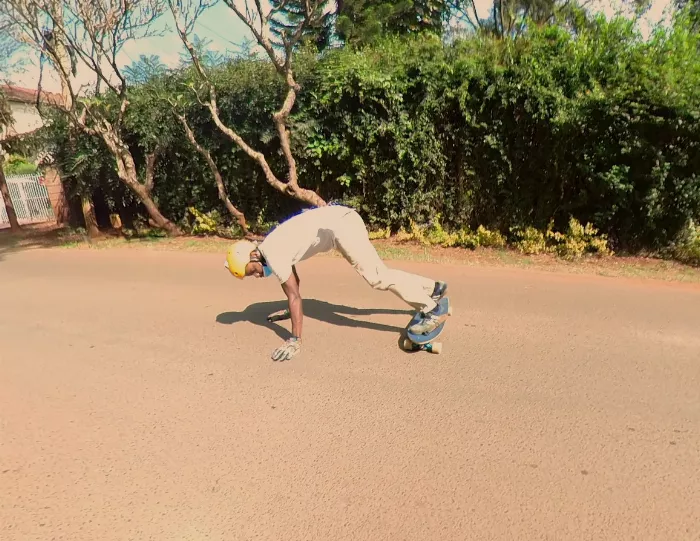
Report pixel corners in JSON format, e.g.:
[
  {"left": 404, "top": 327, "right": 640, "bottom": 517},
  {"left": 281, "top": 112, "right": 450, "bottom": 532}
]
[{"left": 216, "top": 299, "right": 411, "bottom": 341}]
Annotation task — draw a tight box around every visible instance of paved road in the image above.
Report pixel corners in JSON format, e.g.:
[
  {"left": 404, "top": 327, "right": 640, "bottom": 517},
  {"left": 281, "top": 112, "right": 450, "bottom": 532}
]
[{"left": 1, "top": 247, "right": 699, "bottom": 540}]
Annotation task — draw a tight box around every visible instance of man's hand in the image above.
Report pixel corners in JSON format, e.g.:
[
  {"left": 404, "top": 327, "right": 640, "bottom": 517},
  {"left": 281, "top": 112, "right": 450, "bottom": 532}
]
[{"left": 271, "top": 337, "right": 301, "bottom": 361}]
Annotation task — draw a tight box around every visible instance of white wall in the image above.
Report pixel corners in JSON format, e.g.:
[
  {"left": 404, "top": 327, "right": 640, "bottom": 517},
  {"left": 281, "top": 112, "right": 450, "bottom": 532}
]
[{"left": 2, "top": 100, "right": 44, "bottom": 138}]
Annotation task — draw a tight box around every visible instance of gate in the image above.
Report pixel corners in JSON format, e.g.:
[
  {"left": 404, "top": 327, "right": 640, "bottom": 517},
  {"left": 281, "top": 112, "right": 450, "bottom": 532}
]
[{"left": 0, "top": 173, "right": 55, "bottom": 227}]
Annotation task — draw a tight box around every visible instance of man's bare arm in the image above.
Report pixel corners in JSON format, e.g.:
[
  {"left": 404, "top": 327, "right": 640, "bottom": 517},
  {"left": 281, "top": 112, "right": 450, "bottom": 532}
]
[{"left": 281, "top": 267, "right": 303, "bottom": 338}]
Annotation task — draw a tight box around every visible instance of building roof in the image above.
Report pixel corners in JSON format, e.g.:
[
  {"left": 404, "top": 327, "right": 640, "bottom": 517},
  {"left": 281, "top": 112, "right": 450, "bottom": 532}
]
[{"left": 0, "top": 84, "right": 64, "bottom": 107}]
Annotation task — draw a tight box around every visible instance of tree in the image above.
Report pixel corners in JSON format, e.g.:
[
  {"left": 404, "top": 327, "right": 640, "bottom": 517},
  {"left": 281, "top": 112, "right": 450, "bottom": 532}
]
[
  {"left": 140, "top": 68, "right": 251, "bottom": 234},
  {"left": 445, "top": 0, "right": 617, "bottom": 39},
  {"left": 124, "top": 54, "right": 169, "bottom": 85},
  {"left": 173, "top": 106, "right": 250, "bottom": 233},
  {"left": 675, "top": 0, "right": 700, "bottom": 32},
  {"left": 269, "top": 0, "right": 336, "bottom": 50},
  {"left": 0, "top": 147, "right": 21, "bottom": 232},
  {"left": 0, "top": 0, "right": 182, "bottom": 236},
  {"left": 335, "top": 0, "right": 450, "bottom": 45},
  {"left": 168, "top": 0, "right": 327, "bottom": 208},
  {"left": 0, "top": 32, "right": 23, "bottom": 232}
]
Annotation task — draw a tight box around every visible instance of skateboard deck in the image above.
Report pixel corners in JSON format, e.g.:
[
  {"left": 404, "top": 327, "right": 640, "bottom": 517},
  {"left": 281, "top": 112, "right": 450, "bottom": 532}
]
[{"left": 402, "top": 296, "right": 451, "bottom": 354}]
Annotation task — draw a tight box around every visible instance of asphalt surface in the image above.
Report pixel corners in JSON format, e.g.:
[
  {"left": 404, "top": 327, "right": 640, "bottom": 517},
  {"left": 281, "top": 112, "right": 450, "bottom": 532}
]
[{"left": 1, "top": 247, "right": 699, "bottom": 540}]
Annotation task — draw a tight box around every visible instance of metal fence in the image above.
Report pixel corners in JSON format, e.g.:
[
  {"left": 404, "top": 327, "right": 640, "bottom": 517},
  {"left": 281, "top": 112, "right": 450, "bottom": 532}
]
[{"left": 0, "top": 173, "right": 55, "bottom": 227}]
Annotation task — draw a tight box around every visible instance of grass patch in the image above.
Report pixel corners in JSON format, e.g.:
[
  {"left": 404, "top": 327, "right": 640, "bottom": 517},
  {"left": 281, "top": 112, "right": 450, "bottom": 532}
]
[{"left": 373, "top": 245, "right": 440, "bottom": 263}]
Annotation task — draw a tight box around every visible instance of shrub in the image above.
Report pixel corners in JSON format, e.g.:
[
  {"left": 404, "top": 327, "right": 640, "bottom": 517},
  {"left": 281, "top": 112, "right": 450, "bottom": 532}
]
[
  {"left": 187, "top": 207, "right": 221, "bottom": 236},
  {"left": 476, "top": 225, "right": 506, "bottom": 249},
  {"left": 184, "top": 207, "right": 244, "bottom": 238},
  {"left": 368, "top": 227, "right": 391, "bottom": 240},
  {"left": 511, "top": 226, "right": 550, "bottom": 255},
  {"left": 425, "top": 215, "right": 459, "bottom": 247},
  {"left": 410, "top": 219, "right": 429, "bottom": 245},
  {"left": 670, "top": 220, "right": 700, "bottom": 266},
  {"left": 547, "top": 218, "right": 613, "bottom": 259},
  {"left": 455, "top": 228, "right": 480, "bottom": 249},
  {"left": 3, "top": 154, "right": 38, "bottom": 175},
  {"left": 394, "top": 227, "right": 414, "bottom": 242}
]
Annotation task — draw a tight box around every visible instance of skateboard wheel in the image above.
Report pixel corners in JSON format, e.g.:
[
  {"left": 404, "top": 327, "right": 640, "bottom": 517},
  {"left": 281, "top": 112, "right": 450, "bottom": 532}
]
[
  {"left": 402, "top": 338, "right": 413, "bottom": 350},
  {"left": 447, "top": 307, "right": 452, "bottom": 316},
  {"left": 430, "top": 342, "right": 442, "bottom": 354}
]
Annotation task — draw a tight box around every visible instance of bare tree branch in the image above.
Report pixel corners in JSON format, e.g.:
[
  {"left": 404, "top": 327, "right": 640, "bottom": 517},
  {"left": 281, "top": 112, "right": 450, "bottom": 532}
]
[
  {"left": 267, "top": 0, "right": 291, "bottom": 22},
  {"left": 221, "top": 0, "right": 285, "bottom": 73},
  {"left": 253, "top": 0, "right": 265, "bottom": 27},
  {"left": 516, "top": 3, "right": 532, "bottom": 37},
  {"left": 168, "top": 1, "right": 213, "bottom": 82},
  {"left": 448, "top": 0, "right": 483, "bottom": 31},
  {"left": 172, "top": 108, "right": 250, "bottom": 233},
  {"left": 168, "top": 0, "right": 326, "bottom": 207},
  {"left": 469, "top": 0, "right": 483, "bottom": 29}
]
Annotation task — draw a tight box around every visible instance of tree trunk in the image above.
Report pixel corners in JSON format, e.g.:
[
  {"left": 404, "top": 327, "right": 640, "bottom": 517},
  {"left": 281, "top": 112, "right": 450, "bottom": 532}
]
[
  {"left": 129, "top": 180, "right": 181, "bottom": 236},
  {"left": 102, "top": 131, "right": 182, "bottom": 236},
  {"left": 175, "top": 112, "right": 249, "bottom": 233},
  {"left": 80, "top": 191, "right": 100, "bottom": 238},
  {"left": 206, "top": 101, "right": 326, "bottom": 208},
  {"left": 0, "top": 159, "right": 21, "bottom": 232},
  {"left": 120, "top": 156, "right": 181, "bottom": 236},
  {"left": 215, "top": 172, "right": 249, "bottom": 233},
  {"left": 271, "top": 75, "right": 327, "bottom": 208}
]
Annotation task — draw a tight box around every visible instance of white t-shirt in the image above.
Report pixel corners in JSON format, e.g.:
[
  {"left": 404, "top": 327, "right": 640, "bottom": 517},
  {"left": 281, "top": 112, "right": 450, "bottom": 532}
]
[{"left": 258, "top": 205, "right": 356, "bottom": 283}]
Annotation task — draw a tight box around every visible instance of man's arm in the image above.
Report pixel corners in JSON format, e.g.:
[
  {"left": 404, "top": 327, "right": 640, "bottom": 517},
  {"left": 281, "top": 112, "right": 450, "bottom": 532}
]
[
  {"left": 270, "top": 266, "right": 303, "bottom": 361},
  {"left": 266, "top": 265, "right": 299, "bottom": 323},
  {"left": 281, "top": 265, "right": 303, "bottom": 338}
]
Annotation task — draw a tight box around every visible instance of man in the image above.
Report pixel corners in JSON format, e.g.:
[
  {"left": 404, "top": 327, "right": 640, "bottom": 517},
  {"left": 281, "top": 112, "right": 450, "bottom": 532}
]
[{"left": 224, "top": 204, "right": 449, "bottom": 361}]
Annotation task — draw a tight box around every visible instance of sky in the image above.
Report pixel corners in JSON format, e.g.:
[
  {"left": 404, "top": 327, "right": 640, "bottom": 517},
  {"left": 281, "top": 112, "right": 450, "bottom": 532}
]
[{"left": 0, "top": 0, "right": 677, "bottom": 94}]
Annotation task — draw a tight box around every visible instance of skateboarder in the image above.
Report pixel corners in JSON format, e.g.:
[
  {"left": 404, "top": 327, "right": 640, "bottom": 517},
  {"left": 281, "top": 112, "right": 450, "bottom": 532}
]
[{"left": 225, "top": 204, "right": 449, "bottom": 360}]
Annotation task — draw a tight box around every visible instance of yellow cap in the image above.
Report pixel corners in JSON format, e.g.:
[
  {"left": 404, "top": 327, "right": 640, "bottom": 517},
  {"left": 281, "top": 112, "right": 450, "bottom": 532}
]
[{"left": 224, "top": 240, "right": 256, "bottom": 279}]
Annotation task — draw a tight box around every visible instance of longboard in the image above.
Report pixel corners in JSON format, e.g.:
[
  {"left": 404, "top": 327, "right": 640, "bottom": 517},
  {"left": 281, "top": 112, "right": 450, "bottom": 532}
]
[{"left": 402, "top": 296, "right": 451, "bottom": 354}]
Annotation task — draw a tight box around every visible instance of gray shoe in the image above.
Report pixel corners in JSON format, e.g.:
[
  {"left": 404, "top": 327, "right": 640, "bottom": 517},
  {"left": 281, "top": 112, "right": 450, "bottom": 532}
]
[
  {"left": 431, "top": 281, "right": 448, "bottom": 301},
  {"left": 409, "top": 301, "right": 448, "bottom": 335}
]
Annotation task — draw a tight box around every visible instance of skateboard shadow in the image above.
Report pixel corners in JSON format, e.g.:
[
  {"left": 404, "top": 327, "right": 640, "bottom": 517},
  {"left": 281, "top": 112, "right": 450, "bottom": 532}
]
[{"left": 216, "top": 299, "right": 410, "bottom": 341}]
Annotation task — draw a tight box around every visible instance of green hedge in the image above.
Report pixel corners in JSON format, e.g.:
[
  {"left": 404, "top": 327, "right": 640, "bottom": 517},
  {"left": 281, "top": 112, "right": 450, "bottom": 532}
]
[
  {"left": 3, "top": 154, "right": 38, "bottom": 175},
  {"left": 43, "top": 14, "right": 700, "bottom": 254}
]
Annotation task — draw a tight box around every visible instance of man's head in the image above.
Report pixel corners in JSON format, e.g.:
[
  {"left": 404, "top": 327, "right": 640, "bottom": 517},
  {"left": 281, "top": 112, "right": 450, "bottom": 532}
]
[{"left": 224, "top": 240, "right": 270, "bottom": 279}]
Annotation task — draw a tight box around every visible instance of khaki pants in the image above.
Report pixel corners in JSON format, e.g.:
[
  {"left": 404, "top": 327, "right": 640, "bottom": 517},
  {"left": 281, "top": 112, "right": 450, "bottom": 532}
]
[{"left": 332, "top": 209, "right": 438, "bottom": 313}]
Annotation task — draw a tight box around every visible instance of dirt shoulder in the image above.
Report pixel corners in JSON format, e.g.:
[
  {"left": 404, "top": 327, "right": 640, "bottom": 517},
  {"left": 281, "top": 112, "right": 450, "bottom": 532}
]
[{"left": 2, "top": 225, "right": 700, "bottom": 287}]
